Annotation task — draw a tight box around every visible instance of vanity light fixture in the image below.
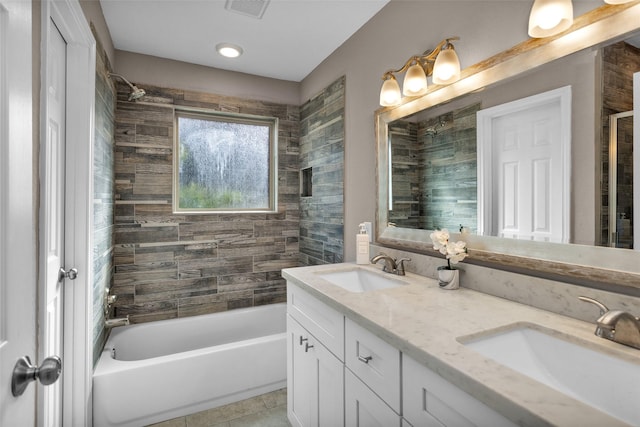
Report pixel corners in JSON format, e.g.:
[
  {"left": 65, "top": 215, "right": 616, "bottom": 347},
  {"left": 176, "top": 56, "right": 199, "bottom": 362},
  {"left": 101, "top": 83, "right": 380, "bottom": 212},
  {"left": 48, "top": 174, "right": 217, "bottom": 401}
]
[
  {"left": 528, "top": 0, "right": 635, "bottom": 38},
  {"left": 528, "top": 0, "right": 573, "bottom": 38},
  {"left": 216, "top": 42, "right": 244, "bottom": 58},
  {"left": 379, "top": 37, "right": 461, "bottom": 107}
]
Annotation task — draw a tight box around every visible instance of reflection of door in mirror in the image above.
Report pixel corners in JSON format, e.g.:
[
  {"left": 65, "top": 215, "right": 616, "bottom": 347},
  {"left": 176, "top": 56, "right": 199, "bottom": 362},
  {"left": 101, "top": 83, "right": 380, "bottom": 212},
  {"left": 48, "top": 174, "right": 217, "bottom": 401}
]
[
  {"left": 477, "top": 86, "right": 571, "bottom": 243},
  {"left": 609, "top": 111, "right": 634, "bottom": 249}
]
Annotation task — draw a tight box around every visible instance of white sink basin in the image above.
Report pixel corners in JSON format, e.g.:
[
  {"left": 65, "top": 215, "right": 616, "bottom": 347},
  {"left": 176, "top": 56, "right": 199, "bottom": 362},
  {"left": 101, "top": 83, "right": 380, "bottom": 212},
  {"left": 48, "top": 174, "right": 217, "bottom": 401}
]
[
  {"left": 461, "top": 324, "right": 640, "bottom": 425},
  {"left": 317, "top": 267, "right": 407, "bottom": 293}
]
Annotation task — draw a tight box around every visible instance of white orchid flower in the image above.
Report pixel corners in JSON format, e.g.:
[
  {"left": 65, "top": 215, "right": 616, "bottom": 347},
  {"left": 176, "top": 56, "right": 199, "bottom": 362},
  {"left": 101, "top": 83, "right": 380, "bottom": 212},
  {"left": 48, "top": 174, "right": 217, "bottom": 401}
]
[
  {"left": 446, "top": 240, "right": 468, "bottom": 264},
  {"left": 429, "top": 229, "right": 450, "bottom": 255}
]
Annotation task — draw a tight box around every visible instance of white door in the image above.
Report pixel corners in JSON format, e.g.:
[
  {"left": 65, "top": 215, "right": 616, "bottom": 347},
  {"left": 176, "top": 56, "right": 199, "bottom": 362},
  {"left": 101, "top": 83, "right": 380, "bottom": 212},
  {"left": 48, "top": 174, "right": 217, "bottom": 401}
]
[
  {"left": 477, "top": 86, "right": 571, "bottom": 243},
  {"left": 43, "top": 1, "right": 96, "bottom": 424},
  {"left": 0, "top": 0, "right": 38, "bottom": 425},
  {"left": 40, "top": 20, "right": 68, "bottom": 425}
]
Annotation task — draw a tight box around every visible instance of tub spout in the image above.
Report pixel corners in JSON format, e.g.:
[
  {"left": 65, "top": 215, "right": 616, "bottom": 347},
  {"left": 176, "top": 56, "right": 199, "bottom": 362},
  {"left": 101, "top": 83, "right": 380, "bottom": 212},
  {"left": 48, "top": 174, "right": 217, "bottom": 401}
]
[{"left": 105, "top": 316, "right": 130, "bottom": 329}]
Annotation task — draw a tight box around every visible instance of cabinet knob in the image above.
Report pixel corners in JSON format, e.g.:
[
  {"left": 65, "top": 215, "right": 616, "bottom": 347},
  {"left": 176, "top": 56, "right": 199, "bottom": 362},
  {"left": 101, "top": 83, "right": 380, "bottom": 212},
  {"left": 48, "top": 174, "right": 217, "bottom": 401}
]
[
  {"left": 299, "top": 336, "right": 308, "bottom": 346},
  {"left": 358, "top": 355, "right": 373, "bottom": 364},
  {"left": 304, "top": 343, "right": 314, "bottom": 352}
]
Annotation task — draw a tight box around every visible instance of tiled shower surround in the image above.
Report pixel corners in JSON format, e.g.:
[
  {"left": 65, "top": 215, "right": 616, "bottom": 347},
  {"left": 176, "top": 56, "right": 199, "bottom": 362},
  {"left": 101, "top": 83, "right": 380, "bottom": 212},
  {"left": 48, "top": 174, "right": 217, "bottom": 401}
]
[
  {"left": 110, "top": 78, "right": 345, "bottom": 324},
  {"left": 299, "top": 77, "right": 345, "bottom": 265}
]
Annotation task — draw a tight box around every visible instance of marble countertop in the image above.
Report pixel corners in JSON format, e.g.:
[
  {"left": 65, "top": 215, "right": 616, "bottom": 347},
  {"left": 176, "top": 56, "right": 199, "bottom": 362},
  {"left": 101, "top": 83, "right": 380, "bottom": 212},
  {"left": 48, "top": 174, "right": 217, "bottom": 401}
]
[{"left": 282, "top": 263, "right": 640, "bottom": 427}]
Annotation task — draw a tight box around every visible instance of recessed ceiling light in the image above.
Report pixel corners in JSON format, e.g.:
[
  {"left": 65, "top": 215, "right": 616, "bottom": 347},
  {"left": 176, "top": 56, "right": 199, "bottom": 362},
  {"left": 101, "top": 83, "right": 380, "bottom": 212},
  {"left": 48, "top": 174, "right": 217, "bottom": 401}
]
[{"left": 216, "top": 43, "right": 243, "bottom": 58}]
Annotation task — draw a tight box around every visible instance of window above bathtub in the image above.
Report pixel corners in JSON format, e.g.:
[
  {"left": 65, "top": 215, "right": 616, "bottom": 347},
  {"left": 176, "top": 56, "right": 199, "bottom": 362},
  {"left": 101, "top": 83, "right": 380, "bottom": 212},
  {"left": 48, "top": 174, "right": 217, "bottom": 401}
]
[{"left": 173, "top": 108, "right": 278, "bottom": 214}]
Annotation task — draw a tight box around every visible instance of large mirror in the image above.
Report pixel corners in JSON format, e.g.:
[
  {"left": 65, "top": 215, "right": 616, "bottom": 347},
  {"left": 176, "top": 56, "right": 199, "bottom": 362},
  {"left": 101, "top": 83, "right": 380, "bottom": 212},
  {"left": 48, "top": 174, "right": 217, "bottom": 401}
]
[{"left": 375, "top": 3, "right": 640, "bottom": 290}]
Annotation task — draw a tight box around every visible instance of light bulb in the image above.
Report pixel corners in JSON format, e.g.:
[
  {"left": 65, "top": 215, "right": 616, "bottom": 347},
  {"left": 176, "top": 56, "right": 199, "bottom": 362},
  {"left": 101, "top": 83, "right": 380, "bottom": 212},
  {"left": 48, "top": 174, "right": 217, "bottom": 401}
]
[
  {"left": 380, "top": 76, "right": 402, "bottom": 107},
  {"left": 432, "top": 47, "right": 461, "bottom": 85},
  {"left": 403, "top": 63, "right": 427, "bottom": 96},
  {"left": 537, "top": 5, "right": 563, "bottom": 29},
  {"left": 528, "top": 0, "right": 573, "bottom": 38}
]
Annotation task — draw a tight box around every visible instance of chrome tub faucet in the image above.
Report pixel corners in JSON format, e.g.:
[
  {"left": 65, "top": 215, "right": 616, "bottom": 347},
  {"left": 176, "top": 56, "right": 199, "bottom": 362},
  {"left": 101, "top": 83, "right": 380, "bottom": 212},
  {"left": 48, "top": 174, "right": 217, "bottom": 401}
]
[
  {"left": 105, "top": 316, "right": 130, "bottom": 329},
  {"left": 579, "top": 296, "right": 640, "bottom": 350},
  {"left": 370, "top": 253, "right": 411, "bottom": 276},
  {"left": 104, "top": 288, "right": 130, "bottom": 329}
]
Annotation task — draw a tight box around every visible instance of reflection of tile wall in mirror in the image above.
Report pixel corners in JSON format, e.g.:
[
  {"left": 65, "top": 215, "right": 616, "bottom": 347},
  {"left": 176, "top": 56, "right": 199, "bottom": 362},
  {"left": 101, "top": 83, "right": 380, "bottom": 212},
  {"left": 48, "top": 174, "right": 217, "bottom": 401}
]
[
  {"left": 599, "top": 40, "right": 640, "bottom": 247},
  {"left": 389, "top": 103, "right": 480, "bottom": 232}
]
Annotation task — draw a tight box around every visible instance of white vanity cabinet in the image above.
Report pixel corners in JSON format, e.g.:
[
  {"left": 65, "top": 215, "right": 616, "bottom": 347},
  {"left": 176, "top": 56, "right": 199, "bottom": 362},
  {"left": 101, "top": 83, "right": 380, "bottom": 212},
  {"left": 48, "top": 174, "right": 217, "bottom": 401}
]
[
  {"left": 287, "top": 285, "right": 345, "bottom": 427},
  {"left": 403, "top": 356, "right": 518, "bottom": 427},
  {"left": 286, "top": 281, "right": 517, "bottom": 427}
]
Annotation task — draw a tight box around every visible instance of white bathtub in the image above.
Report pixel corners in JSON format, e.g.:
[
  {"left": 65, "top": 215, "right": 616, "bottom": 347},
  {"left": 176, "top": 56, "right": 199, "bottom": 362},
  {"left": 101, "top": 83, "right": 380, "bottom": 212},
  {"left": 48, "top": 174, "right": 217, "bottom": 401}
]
[{"left": 93, "top": 303, "right": 287, "bottom": 427}]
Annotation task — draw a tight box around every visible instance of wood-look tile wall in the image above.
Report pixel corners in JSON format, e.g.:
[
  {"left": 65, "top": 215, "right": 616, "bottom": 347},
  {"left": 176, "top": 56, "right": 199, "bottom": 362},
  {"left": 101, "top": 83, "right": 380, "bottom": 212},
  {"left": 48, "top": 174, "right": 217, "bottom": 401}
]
[
  {"left": 299, "top": 77, "right": 345, "bottom": 265},
  {"left": 92, "top": 27, "right": 116, "bottom": 365},
  {"left": 599, "top": 41, "right": 640, "bottom": 247},
  {"left": 112, "top": 84, "right": 301, "bottom": 324}
]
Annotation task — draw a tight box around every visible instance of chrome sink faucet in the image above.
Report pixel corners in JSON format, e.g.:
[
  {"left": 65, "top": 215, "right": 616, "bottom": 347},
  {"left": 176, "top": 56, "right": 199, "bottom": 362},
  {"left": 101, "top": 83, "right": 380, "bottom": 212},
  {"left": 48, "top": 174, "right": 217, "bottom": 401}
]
[
  {"left": 370, "top": 253, "right": 411, "bottom": 276},
  {"left": 579, "top": 296, "right": 640, "bottom": 350}
]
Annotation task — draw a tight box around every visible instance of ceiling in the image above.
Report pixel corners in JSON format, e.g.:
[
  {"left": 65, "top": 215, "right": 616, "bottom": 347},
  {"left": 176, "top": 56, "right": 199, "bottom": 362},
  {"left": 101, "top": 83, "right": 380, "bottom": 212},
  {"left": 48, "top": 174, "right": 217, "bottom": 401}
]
[{"left": 100, "top": 0, "right": 389, "bottom": 82}]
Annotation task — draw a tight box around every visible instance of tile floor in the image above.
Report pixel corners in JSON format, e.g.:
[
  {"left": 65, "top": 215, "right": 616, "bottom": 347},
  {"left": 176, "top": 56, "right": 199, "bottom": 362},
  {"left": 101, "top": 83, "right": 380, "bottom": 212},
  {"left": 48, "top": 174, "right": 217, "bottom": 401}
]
[{"left": 148, "top": 388, "right": 291, "bottom": 427}]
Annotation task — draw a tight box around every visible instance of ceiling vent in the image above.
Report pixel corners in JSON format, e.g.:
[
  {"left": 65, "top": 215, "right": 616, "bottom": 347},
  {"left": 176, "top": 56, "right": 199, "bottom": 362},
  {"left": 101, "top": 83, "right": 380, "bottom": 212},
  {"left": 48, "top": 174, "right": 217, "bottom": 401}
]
[{"left": 225, "top": 0, "right": 270, "bottom": 19}]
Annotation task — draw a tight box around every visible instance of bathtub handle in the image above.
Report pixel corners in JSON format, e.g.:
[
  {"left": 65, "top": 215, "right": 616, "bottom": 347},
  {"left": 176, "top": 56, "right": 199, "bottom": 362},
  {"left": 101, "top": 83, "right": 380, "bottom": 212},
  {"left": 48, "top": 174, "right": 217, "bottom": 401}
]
[
  {"left": 304, "top": 343, "right": 314, "bottom": 352},
  {"left": 299, "top": 336, "right": 308, "bottom": 346}
]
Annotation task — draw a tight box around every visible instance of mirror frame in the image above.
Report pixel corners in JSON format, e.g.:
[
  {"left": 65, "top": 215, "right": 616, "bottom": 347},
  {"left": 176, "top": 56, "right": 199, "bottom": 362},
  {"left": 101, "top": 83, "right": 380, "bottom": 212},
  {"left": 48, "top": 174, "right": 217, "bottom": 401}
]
[{"left": 375, "top": 2, "right": 640, "bottom": 293}]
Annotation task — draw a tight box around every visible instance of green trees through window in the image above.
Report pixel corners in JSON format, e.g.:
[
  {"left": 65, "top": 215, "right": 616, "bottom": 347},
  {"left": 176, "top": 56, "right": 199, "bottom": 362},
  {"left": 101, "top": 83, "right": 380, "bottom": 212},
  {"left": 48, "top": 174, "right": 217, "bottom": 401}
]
[{"left": 175, "top": 111, "right": 277, "bottom": 212}]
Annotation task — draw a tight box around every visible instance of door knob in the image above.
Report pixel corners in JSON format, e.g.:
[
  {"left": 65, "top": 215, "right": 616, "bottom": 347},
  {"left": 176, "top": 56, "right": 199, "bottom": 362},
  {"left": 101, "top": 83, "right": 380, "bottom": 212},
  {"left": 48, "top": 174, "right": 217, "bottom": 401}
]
[
  {"left": 11, "top": 355, "right": 62, "bottom": 397},
  {"left": 58, "top": 267, "right": 78, "bottom": 282}
]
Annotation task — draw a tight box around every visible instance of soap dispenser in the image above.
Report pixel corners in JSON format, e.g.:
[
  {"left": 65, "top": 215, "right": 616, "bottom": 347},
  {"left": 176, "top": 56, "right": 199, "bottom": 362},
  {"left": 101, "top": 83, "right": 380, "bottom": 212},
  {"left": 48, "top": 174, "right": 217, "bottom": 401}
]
[{"left": 356, "top": 223, "right": 370, "bottom": 265}]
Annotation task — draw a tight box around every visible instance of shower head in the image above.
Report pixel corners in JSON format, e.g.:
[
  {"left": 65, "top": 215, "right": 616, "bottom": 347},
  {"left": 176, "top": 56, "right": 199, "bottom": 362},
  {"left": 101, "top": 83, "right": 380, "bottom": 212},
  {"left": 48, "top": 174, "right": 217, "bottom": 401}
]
[
  {"left": 108, "top": 72, "right": 146, "bottom": 101},
  {"left": 128, "top": 86, "right": 146, "bottom": 101},
  {"left": 425, "top": 118, "right": 447, "bottom": 136}
]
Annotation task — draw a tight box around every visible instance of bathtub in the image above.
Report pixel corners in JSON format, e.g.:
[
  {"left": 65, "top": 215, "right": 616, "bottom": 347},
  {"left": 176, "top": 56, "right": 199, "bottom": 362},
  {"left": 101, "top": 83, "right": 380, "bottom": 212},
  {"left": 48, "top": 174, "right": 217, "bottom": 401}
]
[{"left": 93, "top": 303, "right": 287, "bottom": 427}]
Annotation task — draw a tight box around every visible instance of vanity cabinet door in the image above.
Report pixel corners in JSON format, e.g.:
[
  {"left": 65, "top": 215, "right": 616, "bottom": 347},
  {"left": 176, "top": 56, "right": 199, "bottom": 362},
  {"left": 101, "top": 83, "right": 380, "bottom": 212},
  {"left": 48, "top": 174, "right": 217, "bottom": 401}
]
[
  {"left": 403, "top": 356, "right": 517, "bottom": 427},
  {"left": 345, "top": 369, "right": 401, "bottom": 427},
  {"left": 287, "top": 315, "right": 344, "bottom": 427}
]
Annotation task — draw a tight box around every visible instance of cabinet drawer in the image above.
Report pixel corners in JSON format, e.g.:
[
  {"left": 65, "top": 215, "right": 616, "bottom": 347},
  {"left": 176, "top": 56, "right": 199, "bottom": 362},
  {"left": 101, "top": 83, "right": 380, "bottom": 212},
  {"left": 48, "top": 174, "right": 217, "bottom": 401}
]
[
  {"left": 287, "top": 283, "right": 344, "bottom": 360},
  {"left": 345, "top": 369, "right": 401, "bottom": 427},
  {"left": 403, "top": 356, "right": 517, "bottom": 427},
  {"left": 345, "top": 318, "right": 401, "bottom": 413}
]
